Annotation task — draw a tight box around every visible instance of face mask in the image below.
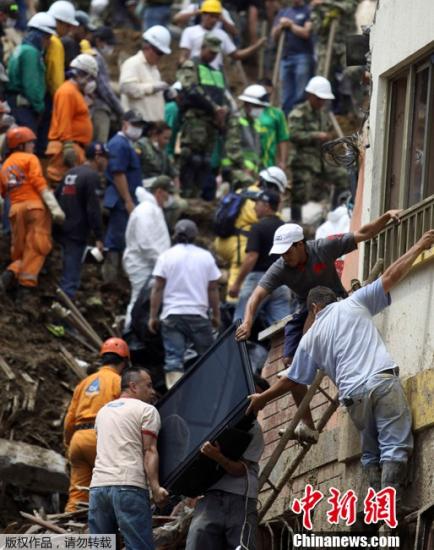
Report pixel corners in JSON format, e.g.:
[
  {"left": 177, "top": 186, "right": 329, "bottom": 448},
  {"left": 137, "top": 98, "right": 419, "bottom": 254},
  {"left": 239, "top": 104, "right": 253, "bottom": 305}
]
[
  {"left": 250, "top": 107, "right": 264, "bottom": 118},
  {"left": 125, "top": 125, "right": 143, "bottom": 141},
  {"left": 164, "top": 195, "right": 174, "bottom": 209},
  {"left": 84, "top": 79, "right": 97, "bottom": 95},
  {"left": 100, "top": 44, "right": 114, "bottom": 56}
]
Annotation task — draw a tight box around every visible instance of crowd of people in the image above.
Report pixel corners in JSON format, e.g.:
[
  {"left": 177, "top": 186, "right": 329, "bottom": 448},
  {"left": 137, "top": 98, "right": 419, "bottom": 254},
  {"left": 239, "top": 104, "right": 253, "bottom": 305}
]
[{"left": 0, "top": 0, "right": 415, "bottom": 548}]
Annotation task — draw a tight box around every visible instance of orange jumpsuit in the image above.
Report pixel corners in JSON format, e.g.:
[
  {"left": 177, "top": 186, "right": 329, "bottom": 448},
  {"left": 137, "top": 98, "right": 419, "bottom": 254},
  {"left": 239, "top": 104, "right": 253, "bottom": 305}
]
[
  {"left": 63, "top": 366, "right": 121, "bottom": 512},
  {"left": 46, "top": 80, "right": 93, "bottom": 185},
  {"left": 0, "top": 153, "right": 51, "bottom": 287}
]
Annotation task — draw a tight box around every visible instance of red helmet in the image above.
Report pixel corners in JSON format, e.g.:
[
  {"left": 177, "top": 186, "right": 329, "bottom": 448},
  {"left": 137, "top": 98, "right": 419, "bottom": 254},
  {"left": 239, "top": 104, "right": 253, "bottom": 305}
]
[
  {"left": 100, "top": 337, "right": 130, "bottom": 359},
  {"left": 6, "top": 127, "right": 37, "bottom": 150}
]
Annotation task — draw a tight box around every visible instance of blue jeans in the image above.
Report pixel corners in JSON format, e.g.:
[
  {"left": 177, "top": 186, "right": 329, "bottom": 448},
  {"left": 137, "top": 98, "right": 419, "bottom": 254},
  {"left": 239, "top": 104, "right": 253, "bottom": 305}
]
[
  {"left": 233, "top": 271, "right": 291, "bottom": 326},
  {"left": 143, "top": 4, "right": 171, "bottom": 30},
  {"left": 280, "top": 53, "right": 314, "bottom": 115},
  {"left": 345, "top": 374, "right": 413, "bottom": 467},
  {"left": 60, "top": 239, "right": 86, "bottom": 299},
  {"left": 89, "top": 486, "right": 154, "bottom": 550},
  {"left": 161, "top": 314, "right": 214, "bottom": 373},
  {"left": 1, "top": 195, "right": 10, "bottom": 235},
  {"left": 104, "top": 205, "right": 129, "bottom": 252}
]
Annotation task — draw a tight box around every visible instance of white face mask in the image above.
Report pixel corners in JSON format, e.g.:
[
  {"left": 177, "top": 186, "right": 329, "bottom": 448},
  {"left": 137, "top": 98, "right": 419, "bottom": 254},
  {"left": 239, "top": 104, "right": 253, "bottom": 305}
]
[
  {"left": 100, "top": 44, "right": 114, "bottom": 57},
  {"left": 250, "top": 107, "right": 264, "bottom": 118},
  {"left": 84, "top": 79, "right": 97, "bottom": 95},
  {"left": 125, "top": 125, "right": 143, "bottom": 141}
]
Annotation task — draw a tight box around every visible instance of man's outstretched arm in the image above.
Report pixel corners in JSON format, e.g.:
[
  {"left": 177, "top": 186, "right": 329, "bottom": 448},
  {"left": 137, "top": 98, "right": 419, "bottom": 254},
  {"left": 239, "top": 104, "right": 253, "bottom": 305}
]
[
  {"left": 354, "top": 209, "right": 402, "bottom": 243},
  {"left": 382, "top": 230, "right": 434, "bottom": 293},
  {"left": 235, "top": 285, "right": 269, "bottom": 340}
]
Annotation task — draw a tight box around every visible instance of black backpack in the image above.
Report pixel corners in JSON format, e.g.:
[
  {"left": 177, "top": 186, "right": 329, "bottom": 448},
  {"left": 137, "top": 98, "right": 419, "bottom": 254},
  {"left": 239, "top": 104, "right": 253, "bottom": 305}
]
[{"left": 213, "top": 191, "right": 256, "bottom": 238}]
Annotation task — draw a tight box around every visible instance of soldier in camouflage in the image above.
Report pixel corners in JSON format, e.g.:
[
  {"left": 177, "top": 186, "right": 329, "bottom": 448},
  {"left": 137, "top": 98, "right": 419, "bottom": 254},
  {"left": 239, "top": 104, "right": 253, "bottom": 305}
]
[
  {"left": 136, "top": 121, "right": 178, "bottom": 180},
  {"left": 288, "top": 76, "right": 349, "bottom": 221},
  {"left": 176, "top": 33, "right": 229, "bottom": 200}
]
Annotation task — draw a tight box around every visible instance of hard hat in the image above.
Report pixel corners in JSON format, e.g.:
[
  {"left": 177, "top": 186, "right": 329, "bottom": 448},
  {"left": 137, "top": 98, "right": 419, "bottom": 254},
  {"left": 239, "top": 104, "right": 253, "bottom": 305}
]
[
  {"left": 27, "top": 12, "right": 57, "bottom": 35},
  {"left": 143, "top": 25, "right": 171, "bottom": 55},
  {"left": 259, "top": 166, "right": 288, "bottom": 193},
  {"left": 6, "top": 127, "right": 37, "bottom": 149},
  {"left": 90, "top": 0, "right": 108, "bottom": 15},
  {"left": 305, "top": 76, "right": 335, "bottom": 100},
  {"left": 238, "top": 84, "right": 270, "bottom": 106},
  {"left": 100, "top": 337, "right": 130, "bottom": 359},
  {"left": 70, "top": 53, "right": 98, "bottom": 78},
  {"left": 200, "top": 0, "right": 222, "bottom": 14},
  {"left": 48, "top": 0, "right": 78, "bottom": 26}
]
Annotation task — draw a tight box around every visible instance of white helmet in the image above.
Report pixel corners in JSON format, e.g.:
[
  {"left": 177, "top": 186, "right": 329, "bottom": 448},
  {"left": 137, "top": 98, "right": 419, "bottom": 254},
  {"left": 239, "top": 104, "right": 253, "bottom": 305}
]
[
  {"left": 305, "top": 76, "right": 335, "bottom": 100},
  {"left": 27, "top": 12, "right": 57, "bottom": 35},
  {"left": 90, "top": 0, "right": 109, "bottom": 15},
  {"left": 238, "top": 84, "right": 270, "bottom": 106},
  {"left": 143, "top": 25, "right": 171, "bottom": 55},
  {"left": 259, "top": 166, "right": 288, "bottom": 194},
  {"left": 70, "top": 54, "right": 98, "bottom": 78},
  {"left": 48, "top": 1, "right": 78, "bottom": 26}
]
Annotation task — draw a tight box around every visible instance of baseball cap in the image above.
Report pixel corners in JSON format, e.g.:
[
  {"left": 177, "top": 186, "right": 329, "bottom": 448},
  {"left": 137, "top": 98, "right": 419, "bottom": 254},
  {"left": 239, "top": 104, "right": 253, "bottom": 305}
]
[
  {"left": 123, "top": 109, "right": 146, "bottom": 125},
  {"left": 148, "top": 175, "right": 175, "bottom": 194},
  {"left": 202, "top": 33, "right": 221, "bottom": 53},
  {"left": 174, "top": 219, "right": 198, "bottom": 240},
  {"left": 75, "top": 10, "right": 96, "bottom": 31},
  {"left": 254, "top": 190, "right": 280, "bottom": 211},
  {"left": 92, "top": 25, "right": 116, "bottom": 45},
  {"left": 85, "top": 141, "right": 110, "bottom": 159},
  {"left": 269, "top": 223, "right": 304, "bottom": 255}
]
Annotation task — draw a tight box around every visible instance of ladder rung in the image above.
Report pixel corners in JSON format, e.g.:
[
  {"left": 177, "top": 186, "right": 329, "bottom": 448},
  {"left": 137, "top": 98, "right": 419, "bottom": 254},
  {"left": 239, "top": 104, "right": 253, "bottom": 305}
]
[
  {"left": 317, "top": 385, "right": 336, "bottom": 403},
  {"left": 264, "top": 478, "right": 277, "bottom": 491}
]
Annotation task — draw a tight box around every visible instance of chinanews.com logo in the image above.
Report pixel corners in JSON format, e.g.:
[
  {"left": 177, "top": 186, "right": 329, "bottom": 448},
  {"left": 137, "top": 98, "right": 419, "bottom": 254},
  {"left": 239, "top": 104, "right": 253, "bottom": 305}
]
[{"left": 289, "top": 485, "right": 400, "bottom": 548}]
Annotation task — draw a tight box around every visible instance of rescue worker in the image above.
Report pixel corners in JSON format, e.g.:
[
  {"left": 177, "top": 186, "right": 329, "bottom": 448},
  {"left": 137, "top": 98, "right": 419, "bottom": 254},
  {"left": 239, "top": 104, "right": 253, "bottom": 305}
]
[
  {"left": 223, "top": 84, "right": 269, "bottom": 179},
  {"left": 63, "top": 337, "right": 130, "bottom": 512},
  {"left": 46, "top": 53, "right": 98, "bottom": 186},
  {"left": 136, "top": 121, "right": 178, "bottom": 180},
  {"left": 102, "top": 110, "right": 145, "bottom": 283},
  {"left": 6, "top": 12, "right": 56, "bottom": 132},
  {"left": 287, "top": 76, "right": 349, "bottom": 221},
  {"left": 214, "top": 166, "right": 288, "bottom": 303},
  {"left": 0, "top": 127, "right": 65, "bottom": 297},
  {"left": 119, "top": 25, "right": 171, "bottom": 122},
  {"left": 177, "top": 33, "right": 229, "bottom": 199}
]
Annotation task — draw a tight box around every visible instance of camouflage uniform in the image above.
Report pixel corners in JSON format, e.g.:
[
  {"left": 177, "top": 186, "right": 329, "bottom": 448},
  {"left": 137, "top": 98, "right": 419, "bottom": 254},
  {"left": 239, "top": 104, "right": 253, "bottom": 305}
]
[
  {"left": 311, "top": 0, "right": 358, "bottom": 77},
  {"left": 135, "top": 136, "right": 178, "bottom": 179},
  {"left": 176, "top": 40, "right": 229, "bottom": 199},
  {"left": 288, "top": 100, "right": 349, "bottom": 218}
]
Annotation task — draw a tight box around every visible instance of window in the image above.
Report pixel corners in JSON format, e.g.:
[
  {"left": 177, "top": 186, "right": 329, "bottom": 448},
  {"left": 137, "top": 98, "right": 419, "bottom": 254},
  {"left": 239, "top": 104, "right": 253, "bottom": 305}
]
[{"left": 385, "top": 54, "right": 434, "bottom": 209}]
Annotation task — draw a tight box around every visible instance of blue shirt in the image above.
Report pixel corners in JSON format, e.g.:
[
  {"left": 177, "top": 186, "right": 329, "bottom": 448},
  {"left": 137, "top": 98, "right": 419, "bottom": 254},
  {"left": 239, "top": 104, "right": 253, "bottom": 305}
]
[
  {"left": 274, "top": 4, "right": 313, "bottom": 57},
  {"left": 287, "top": 278, "right": 397, "bottom": 398},
  {"left": 103, "top": 132, "right": 142, "bottom": 209}
]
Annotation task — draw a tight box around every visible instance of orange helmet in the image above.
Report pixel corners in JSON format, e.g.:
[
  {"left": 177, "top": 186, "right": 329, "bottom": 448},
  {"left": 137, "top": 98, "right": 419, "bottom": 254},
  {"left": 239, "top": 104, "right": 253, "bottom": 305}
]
[
  {"left": 100, "top": 337, "right": 130, "bottom": 359},
  {"left": 6, "top": 127, "right": 37, "bottom": 150}
]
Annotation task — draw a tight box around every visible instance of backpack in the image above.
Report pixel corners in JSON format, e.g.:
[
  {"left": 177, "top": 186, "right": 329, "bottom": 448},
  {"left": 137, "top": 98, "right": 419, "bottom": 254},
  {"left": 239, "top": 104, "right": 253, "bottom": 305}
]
[{"left": 213, "top": 191, "right": 248, "bottom": 238}]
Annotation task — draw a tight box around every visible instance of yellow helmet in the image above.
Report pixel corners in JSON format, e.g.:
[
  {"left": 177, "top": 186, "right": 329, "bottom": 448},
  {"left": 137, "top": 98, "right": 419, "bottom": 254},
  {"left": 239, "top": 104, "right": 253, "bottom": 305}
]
[{"left": 200, "top": 0, "right": 222, "bottom": 14}]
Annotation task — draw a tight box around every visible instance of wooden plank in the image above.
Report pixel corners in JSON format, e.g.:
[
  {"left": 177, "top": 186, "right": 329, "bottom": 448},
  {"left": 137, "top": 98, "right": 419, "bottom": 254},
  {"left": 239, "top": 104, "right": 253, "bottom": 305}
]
[
  {"left": 20, "top": 512, "right": 67, "bottom": 534},
  {"left": 0, "top": 356, "right": 15, "bottom": 380}
]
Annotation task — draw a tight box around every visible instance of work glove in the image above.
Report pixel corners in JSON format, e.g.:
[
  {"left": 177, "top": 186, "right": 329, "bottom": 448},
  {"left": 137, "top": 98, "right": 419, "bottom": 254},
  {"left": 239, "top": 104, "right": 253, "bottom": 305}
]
[
  {"left": 41, "top": 189, "right": 66, "bottom": 224},
  {"left": 63, "top": 141, "right": 77, "bottom": 168},
  {"left": 153, "top": 81, "right": 169, "bottom": 93},
  {"left": 294, "top": 420, "right": 319, "bottom": 444}
]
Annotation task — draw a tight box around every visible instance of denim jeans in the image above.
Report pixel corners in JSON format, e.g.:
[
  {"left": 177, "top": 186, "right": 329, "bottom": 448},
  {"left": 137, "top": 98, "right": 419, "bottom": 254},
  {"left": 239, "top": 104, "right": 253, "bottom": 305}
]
[
  {"left": 104, "top": 205, "right": 129, "bottom": 252},
  {"left": 143, "top": 4, "right": 171, "bottom": 30},
  {"left": 233, "top": 271, "right": 291, "bottom": 326},
  {"left": 280, "top": 53, "right": 314, "bottom": 115},
  {"left": 345, "top": 373, "right": 413, "bottom": 467},
  {"left": 89, "top": 485, "right": 154, "bottom": 550},
  {"left": 60, "top": 239, "right": 86, "bottom": 298},
  {"left": 1, "top": 195, "right": 10, "bottom": 235},
  {"left": 160, "top": 314, "right": 214, "bottom": 373}
]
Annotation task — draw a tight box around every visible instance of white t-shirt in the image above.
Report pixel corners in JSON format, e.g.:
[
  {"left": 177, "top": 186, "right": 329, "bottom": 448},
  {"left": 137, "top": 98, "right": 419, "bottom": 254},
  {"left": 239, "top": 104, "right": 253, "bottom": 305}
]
[
  {"left": 153, "top": 243, "right": 221, "bottom": 319},
  {"left": 179, "top": 24, "right": 237, "bottom": 69},
  {"left": 91, "top": 397, "right": 161, "bottom": 489}
]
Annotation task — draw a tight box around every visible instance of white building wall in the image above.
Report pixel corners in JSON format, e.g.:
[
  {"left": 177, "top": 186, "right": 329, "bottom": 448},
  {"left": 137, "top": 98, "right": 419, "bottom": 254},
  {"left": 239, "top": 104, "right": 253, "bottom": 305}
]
[{"left": 363, "top": 0, "right": 434, "bottom": 378}]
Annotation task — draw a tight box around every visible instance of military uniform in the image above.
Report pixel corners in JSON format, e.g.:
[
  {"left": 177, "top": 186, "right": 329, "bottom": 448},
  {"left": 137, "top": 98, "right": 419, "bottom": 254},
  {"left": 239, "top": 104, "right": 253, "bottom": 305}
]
[
  {"left": 311, "top": 0, "right": 358, "bottom": 77},
  {"left": 288, "top": 100, "right": 348, "bottom": 219},
  {"left": 176, "top": 36, "right": 229, "bottom": 199},
  {"left": 135, "top": 136, "right": 178, "bottom": 180}
]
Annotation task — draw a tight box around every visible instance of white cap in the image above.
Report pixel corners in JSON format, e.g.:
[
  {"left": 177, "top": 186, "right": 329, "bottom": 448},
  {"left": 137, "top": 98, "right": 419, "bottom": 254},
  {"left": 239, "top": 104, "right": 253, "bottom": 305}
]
[
  {"left": 27, "top": 12, "right": 58, "bottom": 35},
  {"left": 269, "top": 223, "right": 304, "bottom": 255},
  {"left": 305, "top": 76, "right": 335, "bottom": 100},
  {"left": 48, "top": 1, "right": 79, "bottom": 26},
  {"left": 143, "top": 25, "right": 172, "bottom": 55},
  {"left": 238, "top": 84, "right": 270, "bottom": 106}
]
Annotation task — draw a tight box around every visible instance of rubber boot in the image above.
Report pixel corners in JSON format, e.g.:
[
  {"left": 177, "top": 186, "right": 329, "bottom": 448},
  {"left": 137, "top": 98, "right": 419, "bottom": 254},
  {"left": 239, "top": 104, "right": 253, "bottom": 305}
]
[
  {"left": 364, "top": 464, "right": 382, "bottom": 492},
  {"left": 381, "top": 461, "right": 413, "bottom": 518},
  {"left": 165, "top": 371, "right": 183, "bottom": 390},
  {"left": 0, "top": 269, "right": 16, "bottom": 292},
  {"left": 101, "top": 251, "right": 120, "bottom": 284}
]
